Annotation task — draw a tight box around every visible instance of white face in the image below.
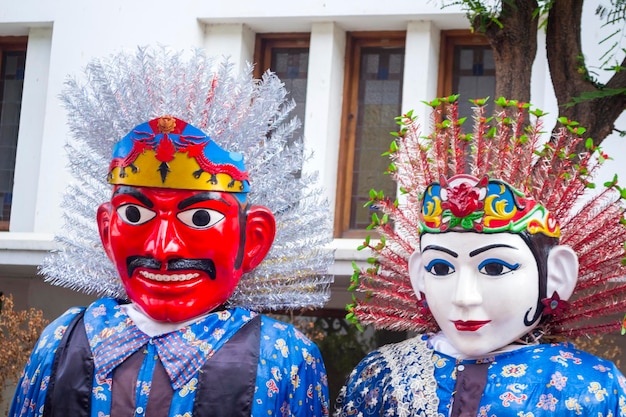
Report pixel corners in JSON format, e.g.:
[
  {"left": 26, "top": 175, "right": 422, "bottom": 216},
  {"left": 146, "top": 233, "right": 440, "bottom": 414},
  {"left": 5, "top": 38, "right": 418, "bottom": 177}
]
[{"left": 414, "top": 232, "right": 541, "bottom": 358}]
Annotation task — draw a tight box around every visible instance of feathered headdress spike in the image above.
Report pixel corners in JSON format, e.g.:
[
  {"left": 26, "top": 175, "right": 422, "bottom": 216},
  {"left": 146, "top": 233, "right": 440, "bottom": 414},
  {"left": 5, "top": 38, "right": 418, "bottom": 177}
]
[{"left": 350, "top": 96, "right": 626, "bottom": 338}]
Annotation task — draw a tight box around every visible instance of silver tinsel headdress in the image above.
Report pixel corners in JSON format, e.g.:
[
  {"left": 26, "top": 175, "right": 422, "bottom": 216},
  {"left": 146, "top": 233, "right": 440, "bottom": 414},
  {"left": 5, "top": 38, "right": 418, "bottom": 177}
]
[{"left": 40, "top": 46, "right": 334, "bottom": 311}]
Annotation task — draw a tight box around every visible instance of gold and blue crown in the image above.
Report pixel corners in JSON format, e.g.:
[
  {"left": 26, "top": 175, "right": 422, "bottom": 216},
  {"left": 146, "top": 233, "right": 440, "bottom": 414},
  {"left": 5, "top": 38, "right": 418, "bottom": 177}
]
[{"left": 108, "top": 116, "right": 249, "bottom": 194}]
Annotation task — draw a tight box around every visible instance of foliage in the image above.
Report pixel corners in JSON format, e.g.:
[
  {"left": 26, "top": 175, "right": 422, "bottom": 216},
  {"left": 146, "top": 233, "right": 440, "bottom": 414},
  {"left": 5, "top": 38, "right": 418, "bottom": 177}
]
[
  {"left": 597, "top": 0, "right": 626, "bottom": 68},
  {"left": 270, "top": 311, "right": 375, "bottom": 406},
  {"left": 0, "top": 294, "right": 48, "bottom": 407},
  {"left": 442, "top": 0, "right": 626, "bottom": 144},
  {"left": 442, "top": 0, "right": 553, "bottom": 31},
  {"left": 574, "top": 334, "right": 623, "bottom": 369},
  {"left": 546, "top": 332, "right": 624, "bottom": 370}
]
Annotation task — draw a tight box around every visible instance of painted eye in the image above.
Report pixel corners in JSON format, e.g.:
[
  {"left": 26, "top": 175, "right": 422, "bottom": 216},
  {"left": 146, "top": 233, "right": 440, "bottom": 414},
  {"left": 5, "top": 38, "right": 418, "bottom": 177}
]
[
  {"left": 116, "top": 204, "right": 156, "bottom": 225},
  {"left": 177, "top": 208, "right": 225, "bottom": 229},
  {"left": 478, "top": 258, "right": 520, "bottom": 276},
  {"left": 424, "top": 259, "right": 455, "bottom": 276}
]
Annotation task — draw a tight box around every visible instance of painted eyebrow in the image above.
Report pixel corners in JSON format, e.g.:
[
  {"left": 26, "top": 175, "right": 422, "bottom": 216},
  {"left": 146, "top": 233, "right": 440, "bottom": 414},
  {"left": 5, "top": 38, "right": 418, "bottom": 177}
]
[
  {"left": 113, "top": 186, "right": 153, "bottom": 208},
  {"left": 469, "top": 244, "right": 517, "bottom": 257},
  {"left": 421, "top": 245, "right": 458, "bottom": 258},
  {"left": 178, "top": 192, "right": 232, "bottom": 210}
]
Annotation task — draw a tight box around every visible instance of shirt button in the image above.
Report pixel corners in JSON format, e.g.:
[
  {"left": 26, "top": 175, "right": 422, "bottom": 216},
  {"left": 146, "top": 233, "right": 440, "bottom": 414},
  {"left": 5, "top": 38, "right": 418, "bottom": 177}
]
[
  {"left": 457, "top": 365, "right": 465, "bottom": 371},
  {"left": 136, "top": 406, "right": 144, "bottom": 414}
]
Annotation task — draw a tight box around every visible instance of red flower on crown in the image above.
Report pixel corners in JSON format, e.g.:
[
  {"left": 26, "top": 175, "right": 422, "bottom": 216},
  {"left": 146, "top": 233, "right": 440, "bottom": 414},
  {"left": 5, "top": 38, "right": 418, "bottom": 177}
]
[{"left": 441, "top": 176, "right": 487, "bottom": 219}]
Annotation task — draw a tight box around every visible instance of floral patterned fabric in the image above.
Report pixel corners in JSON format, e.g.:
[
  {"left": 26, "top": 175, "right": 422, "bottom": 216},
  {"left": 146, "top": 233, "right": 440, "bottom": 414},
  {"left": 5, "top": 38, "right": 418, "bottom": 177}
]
[
  {"left": 335, "top": 335, "right": 626, "bottom": 417},
  {"left": 10, "top": 298, "right": 329, "bottom": 417}
]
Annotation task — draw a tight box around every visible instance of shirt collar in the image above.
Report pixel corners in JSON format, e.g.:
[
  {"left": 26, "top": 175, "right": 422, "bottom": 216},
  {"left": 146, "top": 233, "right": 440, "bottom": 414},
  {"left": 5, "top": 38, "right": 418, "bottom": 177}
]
[{"left": 84, "top": 298, "right": 256, "bottom": 389}]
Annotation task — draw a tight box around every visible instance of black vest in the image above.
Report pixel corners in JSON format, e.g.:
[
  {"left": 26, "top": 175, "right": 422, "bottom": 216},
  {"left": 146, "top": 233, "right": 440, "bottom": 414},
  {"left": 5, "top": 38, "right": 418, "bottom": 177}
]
[{"left": 43, "top": 310, "right": 261, "bottom": 417}]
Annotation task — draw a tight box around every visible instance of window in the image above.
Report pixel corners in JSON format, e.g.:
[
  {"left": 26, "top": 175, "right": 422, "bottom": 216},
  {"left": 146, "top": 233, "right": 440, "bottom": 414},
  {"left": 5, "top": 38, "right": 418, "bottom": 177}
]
[
  {"left": 0, "top": 37, "right": 27, "bottom": 231},
  {"left": 335, "top": 32, "right": 405, "bottom": 238},
  {"left": 438, "top": 30, "right": 495, "bottom": 119},
  {"left": 254, "top": 33, "right": 310, "bottom": 144}
]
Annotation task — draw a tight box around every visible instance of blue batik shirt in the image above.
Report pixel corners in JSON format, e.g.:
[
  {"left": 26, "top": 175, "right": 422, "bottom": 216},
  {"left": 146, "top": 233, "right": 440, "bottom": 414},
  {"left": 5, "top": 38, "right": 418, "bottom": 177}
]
[
  {"left": 10, "top": 297, "right": 329, "bottom": 417},
  {"left": 335, "top": 334, "right": 626, "bottom": 416}
]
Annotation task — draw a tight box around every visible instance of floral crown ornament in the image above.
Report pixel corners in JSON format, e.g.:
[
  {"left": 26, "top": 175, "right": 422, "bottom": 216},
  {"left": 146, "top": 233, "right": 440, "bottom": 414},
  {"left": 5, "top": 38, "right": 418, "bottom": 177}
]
[
  {"left": 108, "top": 116, "right": 250, "bottom": 196},
  {"left": 420, "top": 174, "right": 559, "bottom": 237},
  {"left": 348, "top": 95, "right": 626, "bottom": 338},
  {"left": 40, "top": 46, "right": 334, "bottom": 311}
]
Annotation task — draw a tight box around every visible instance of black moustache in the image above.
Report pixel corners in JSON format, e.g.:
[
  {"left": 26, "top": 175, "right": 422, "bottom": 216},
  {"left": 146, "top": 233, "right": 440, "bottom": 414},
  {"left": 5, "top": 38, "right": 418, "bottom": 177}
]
[{"left": 126, "top": 256, "right": 216, "bottom": 280}]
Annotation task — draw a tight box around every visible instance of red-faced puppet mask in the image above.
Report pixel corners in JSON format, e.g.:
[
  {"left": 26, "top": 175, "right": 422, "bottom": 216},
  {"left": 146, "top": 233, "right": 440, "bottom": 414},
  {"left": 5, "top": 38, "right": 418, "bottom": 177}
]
[{"left": 97, "top": 116, "right": 275, "bottom": 322}]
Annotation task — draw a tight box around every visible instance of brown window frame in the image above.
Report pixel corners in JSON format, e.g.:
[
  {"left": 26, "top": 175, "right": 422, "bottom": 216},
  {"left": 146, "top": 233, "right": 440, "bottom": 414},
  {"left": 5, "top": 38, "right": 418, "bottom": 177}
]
[
  {"left": 334, "top": 31, "right": 405, "bottom": 238},
  {"left": 437, "top": 29, "right": 490, "bottom": 97},
  {"left": 0, "top": 36, "right": 27, "bottom": 232},
  {"left": 253, "top": 33, "right": 311, "bottom": 79}
]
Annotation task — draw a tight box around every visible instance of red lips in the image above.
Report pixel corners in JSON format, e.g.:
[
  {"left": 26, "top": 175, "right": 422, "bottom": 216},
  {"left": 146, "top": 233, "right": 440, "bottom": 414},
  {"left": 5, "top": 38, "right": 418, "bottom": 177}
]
[{"left": 452, "top": 320, "right": 491, "bottom": 331}]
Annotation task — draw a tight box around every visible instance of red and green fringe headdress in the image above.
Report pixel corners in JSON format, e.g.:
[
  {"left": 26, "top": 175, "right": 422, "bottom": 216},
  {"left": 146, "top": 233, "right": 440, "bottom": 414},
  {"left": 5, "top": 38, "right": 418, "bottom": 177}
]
[{"left": 348, "top": 96, "right": 626, "bottom": 339}]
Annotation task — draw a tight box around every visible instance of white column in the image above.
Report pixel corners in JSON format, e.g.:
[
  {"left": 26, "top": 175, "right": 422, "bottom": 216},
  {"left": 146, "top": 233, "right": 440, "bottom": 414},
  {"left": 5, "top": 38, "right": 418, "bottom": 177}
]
[
  {"left": 403, "top": 21, "right": 440, "bottom": 128},
  {"left": 302, "top": 22, "right": 346, "bottom": 214},
  {"left": 10, "top": 27, "right": 52, "bottom": 232},
  {"left": 203, "top": 23, "right": 256, "bottom": 72}
]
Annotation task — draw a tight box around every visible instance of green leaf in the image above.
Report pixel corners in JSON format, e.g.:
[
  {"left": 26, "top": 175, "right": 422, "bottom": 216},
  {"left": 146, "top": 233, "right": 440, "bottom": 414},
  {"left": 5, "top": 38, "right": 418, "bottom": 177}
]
[
  {"left": 557, "top": 116, "right": 570, "bottom": 125},
  {"left": 530, "top": 108, "right": 547, "bottom": 117},
  {"left": 494, "top": 97, "right": 509, "bottom": 106}
]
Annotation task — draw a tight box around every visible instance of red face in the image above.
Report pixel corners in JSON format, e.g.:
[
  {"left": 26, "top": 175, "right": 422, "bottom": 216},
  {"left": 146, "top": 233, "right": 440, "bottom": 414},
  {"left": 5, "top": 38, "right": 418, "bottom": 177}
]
[{"left": 97, "top": 185, "right": 275, "bottom": 322}]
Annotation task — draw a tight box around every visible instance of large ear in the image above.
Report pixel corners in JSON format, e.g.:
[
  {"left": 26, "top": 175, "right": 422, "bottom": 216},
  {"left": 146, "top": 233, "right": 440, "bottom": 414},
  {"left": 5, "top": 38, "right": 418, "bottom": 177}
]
[
  {"left": 546, "top": 245, "right": 579, "bottom": 301},
  {"left": 408, "top": 249, "right": 425, "bottom": 300},
  {"left": 97, "top": 202, "right": 115, "bottom": 263},
  {"left": 241, "top": 205, "right": 276, "bottom": 273}
]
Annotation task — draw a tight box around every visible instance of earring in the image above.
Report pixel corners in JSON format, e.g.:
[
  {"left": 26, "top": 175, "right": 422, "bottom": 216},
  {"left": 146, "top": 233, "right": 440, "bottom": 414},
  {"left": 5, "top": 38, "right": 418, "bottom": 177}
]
[
  {"left": 541, "top": 291, "right": 569, "bottom": 317},
  {"left": 419, "top": 293, "right": 431, "bottom": 314}
]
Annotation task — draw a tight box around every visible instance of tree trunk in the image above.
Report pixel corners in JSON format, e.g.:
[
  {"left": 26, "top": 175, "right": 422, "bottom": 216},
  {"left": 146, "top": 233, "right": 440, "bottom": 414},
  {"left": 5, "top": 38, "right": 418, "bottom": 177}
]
[
  {"left": 473, "top": 0, "right": 538, "bottom": 103},
  {"left": 546, "top": 0, "right": 626, "bottom": 151}
]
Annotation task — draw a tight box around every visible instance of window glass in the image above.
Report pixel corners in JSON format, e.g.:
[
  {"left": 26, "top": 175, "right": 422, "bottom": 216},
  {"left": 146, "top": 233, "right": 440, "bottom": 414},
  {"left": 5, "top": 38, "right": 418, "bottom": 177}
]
[
  {"left": 453, "top": 45, "right": 495, "bottom": 119},
  {"left": 350, "top": 46, "right": 404, "bottom": 230},
  {"left": 254, "top": 35, "right": 310, "bottom": 146},
  {"left": 270, "top": 46, "right": 309, "bottom": 144},
  {"left": 0, "top": 49, "right": 26, "bottom": 230}
]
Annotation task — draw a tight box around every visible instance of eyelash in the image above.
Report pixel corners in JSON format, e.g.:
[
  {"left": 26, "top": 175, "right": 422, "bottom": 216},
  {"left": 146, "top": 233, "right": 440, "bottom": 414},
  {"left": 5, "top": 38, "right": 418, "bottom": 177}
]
[
  {"left": 477, "top": 258, "right": 520, "bottom": 276},
  {"left": 423, "top": 258, "right": 521, "bottom": 277},
  {"left": 424, "top": 259, "right": 455, "bottom": 276}
]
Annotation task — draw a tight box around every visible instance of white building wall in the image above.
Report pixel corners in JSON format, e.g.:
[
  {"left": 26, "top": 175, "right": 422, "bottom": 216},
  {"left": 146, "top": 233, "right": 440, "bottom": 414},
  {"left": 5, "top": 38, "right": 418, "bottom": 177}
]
[{"left": 0, "top": 0, "right": 623, "bottom": 317}]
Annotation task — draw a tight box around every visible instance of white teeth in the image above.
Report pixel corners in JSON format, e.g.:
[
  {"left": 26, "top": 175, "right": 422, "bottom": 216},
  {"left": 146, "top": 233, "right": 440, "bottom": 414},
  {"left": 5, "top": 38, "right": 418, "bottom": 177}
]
[{"left": 138, "top": 271, "right": 200, "bottom": 282}]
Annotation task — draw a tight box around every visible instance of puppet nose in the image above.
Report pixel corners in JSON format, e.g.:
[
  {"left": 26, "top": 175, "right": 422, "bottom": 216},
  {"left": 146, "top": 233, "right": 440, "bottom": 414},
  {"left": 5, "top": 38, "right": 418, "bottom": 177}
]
[
  {"left": 452, "top": 269, "right": 483, "bottom": 307},
  {"left": 150, "top": 218, "right": 183, "bottom": 259}
]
